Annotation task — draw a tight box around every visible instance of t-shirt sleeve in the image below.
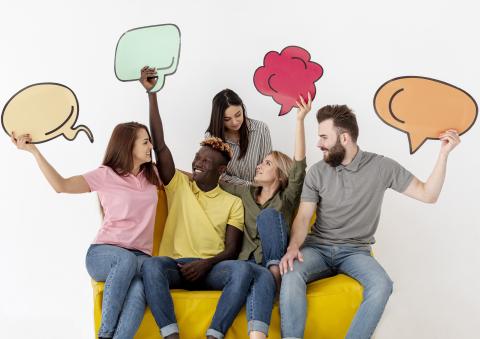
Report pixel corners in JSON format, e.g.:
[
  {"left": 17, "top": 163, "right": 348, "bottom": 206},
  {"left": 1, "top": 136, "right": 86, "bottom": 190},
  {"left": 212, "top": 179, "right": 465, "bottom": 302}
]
[
  {"left": 164, "top": 170, "right": 186, "bottom": 193},
  {"left": 301, "top": 165, "right": 321, "bottom": 203},
  {"left": 380, "top": 157, "right": 414, "bottom": 193},
  {"left": 82, "top": 166, "right": 108, "bottom": 192},
  {"left": 227, "top": 197, "right": 244, "bottom": 231}
]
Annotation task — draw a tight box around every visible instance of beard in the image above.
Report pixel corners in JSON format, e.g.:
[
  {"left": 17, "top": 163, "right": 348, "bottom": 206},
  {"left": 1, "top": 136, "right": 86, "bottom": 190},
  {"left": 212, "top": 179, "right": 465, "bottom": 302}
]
[{"left": 322, "top": 137, "right": 346, "bottom": 167}]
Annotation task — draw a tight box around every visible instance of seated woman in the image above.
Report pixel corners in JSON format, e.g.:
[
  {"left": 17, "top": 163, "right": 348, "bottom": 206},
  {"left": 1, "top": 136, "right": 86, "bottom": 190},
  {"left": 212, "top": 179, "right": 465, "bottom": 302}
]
[
  {"left": 221, "top": 94, "right": 312, "bottom": 339},
  {"left": 11, "top": 122, "right": 161, "bottom": 339},
  {"left": 206, "top": 88, "right": 272, "bottom": 185}
]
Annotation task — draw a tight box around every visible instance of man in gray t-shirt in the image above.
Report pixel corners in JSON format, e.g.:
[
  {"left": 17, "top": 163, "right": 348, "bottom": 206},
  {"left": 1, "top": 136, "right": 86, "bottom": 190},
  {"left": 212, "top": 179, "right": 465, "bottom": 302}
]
[{"left": 279, "top": 105, "right": 460, "bottom": 339}]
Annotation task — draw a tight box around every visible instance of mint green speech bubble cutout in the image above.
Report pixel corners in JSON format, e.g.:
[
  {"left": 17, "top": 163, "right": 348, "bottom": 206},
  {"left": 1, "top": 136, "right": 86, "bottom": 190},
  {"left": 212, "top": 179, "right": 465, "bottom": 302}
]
[{"left": 115, "top": 24, "right": 181, "bottom": 92}]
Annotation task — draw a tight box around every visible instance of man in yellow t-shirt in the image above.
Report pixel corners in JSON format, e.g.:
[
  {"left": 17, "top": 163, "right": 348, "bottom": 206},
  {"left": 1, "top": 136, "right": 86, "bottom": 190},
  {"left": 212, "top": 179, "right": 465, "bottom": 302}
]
[{"left": 140, "top": 71, "right": 252, "bottom": 339}]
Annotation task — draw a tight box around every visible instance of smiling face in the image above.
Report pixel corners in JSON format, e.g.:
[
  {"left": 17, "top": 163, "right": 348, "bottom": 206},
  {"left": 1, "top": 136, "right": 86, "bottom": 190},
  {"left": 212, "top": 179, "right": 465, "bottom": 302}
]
[
  {"left": 132, "top": 128, "right": 153, "bottom": 166},
  {"left": 223, "top": 105, "right": 244, "bottom": 133},
  {"left": 254, "top": 154, "right": 279, "bottom": 185},
  {"left": 317, "top": 119, "right": 347, "bottom": 167},
  {"left": 191, "top": 146, "right": 226, "bottom": 185}
]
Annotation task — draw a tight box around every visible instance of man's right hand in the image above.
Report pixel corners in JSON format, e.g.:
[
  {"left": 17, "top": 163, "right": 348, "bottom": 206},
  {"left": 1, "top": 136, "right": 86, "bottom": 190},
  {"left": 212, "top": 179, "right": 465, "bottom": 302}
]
[
  {"left": 280, "top": 245, "right": 304, "bottom": 275},
  {"left": 140, "top": 66, "right": 158, "bottom": 92}
]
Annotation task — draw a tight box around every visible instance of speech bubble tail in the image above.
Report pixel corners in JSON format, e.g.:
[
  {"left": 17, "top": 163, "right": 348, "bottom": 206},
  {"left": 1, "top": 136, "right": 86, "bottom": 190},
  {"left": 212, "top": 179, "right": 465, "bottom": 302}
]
[
  {"left": 64, "top": 125, "right": 94, "bottom": 143},
  {"left": 148, "top": 76, "right": 166, "bottom": 93},
  {"left": 278, "top": 104, "right": 293, "bottom": 116},
  {"left": 408, "top": 133, "right": 427, "bottom": 154}
]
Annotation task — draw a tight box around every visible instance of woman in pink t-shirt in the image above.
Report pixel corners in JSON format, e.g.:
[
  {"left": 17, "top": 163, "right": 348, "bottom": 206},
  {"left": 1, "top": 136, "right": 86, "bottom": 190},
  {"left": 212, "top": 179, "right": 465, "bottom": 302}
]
[{"left": 11, "top": 122, "right": 161, "bottom": 339}]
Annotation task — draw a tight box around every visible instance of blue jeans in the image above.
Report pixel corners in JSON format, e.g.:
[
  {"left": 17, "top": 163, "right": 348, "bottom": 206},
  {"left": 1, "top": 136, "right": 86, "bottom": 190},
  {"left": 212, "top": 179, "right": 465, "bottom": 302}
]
[
  {"left": 245, "top": 263, "right": 276, "bottom": 336},
  {"left": 243, "top": 208, "right": 288, "bottom": 336},
  {"left": 280, "top": 244, "right": 393, "bottom": 339},
  {"left": 86, "top": 244, "right": 149, "bottom": 339},
  {"left": 257, "top": 208, "right": 289, "bottom": 268},
  {"left": 141, "top": 257, "right": 253, "bottom": 339}
]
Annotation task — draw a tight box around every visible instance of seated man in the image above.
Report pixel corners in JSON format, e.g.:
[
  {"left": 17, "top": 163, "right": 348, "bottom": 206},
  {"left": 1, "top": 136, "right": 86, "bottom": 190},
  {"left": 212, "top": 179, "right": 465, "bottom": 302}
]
[
  {"left": 140, "top": 67, "right": 253, "bottom": 339},
  {"left": 279, "top": 104, "right": 460, "bottom": 339}
]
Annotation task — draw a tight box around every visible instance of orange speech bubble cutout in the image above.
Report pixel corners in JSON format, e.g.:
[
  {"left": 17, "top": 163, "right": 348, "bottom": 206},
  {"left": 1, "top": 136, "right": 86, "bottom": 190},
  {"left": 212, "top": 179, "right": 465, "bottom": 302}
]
[{"left": 374, "top": 76, "right": 477, "bottom": 154}]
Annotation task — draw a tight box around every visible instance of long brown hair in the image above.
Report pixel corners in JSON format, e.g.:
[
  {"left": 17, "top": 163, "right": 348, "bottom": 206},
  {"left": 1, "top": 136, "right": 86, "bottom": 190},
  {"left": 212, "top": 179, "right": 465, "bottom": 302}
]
[
  {"left": 102, "top": 122, "right": 160, "bottom": 187},
  {"left": 206, "top": 89, "right": 250, "bottom": 159}
]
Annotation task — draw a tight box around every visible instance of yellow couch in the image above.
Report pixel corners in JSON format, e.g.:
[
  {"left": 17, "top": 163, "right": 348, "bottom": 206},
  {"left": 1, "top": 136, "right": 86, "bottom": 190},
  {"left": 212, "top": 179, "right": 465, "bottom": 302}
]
[{"left": 92, "top": 188, "right": 363, "bottom": 338}]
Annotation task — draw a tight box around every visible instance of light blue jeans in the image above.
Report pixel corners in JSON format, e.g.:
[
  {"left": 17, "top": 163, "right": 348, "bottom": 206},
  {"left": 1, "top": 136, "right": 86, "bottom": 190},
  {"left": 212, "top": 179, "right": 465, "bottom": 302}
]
[
  {"left": 86, "top": 244, "right": 149, "bottom": 339},
  {"left": 280, "top": 244, "right": 393, "bottom": 339}
]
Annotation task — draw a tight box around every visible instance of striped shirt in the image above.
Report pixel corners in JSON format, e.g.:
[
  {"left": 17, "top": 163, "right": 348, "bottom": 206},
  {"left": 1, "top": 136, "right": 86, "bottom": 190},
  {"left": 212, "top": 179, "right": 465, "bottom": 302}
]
[{"left": 208, "top": 118, "right": 272, "bottom": 186}]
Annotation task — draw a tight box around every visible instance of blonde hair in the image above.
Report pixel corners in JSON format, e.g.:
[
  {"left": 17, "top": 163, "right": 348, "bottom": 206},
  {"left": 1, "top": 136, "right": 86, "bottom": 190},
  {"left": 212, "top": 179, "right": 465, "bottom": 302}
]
[{"left": 269, "top": 151, "right": 294, "bottom": 191}]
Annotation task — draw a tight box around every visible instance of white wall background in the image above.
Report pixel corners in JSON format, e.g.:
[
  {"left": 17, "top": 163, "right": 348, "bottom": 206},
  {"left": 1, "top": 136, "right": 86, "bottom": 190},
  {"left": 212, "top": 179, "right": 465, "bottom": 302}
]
[{"left": 1, "top": 1, "right": 479, "bottom": 338}]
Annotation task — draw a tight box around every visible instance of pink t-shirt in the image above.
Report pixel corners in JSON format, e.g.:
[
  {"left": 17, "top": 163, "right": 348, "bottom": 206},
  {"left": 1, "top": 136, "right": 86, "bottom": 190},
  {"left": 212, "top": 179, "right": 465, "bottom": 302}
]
[{"left": 83, "top": 166, "right": 159, "bottom": 255}]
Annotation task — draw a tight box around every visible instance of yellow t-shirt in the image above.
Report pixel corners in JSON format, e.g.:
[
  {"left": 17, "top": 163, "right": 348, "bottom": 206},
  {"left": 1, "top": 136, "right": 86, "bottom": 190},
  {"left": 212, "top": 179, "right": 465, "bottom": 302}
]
[{"left": 159, "top": 170, "right": 244, "bottom": 259}]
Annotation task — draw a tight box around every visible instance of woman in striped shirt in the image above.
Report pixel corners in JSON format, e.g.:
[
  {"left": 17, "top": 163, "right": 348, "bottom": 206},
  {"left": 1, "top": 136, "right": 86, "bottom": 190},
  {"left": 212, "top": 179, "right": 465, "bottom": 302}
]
[{"left": 206, "top": 89, "right": 272, "bottom": 186}]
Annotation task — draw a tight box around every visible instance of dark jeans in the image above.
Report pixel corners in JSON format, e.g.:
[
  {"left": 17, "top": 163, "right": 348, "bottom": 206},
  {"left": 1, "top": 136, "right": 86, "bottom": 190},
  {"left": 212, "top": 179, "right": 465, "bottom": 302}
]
[{"left": 142, "top": 257, "right": 254, "bottom": 339}]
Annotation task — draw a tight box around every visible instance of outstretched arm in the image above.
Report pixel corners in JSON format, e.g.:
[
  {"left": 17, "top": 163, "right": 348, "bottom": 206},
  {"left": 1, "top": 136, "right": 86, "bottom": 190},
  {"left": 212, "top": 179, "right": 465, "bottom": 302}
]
[
  {"left": 11, "top": 132, "right": 89, "bottom": 193},
  {"left": 402, "top": 129, "right": 460, "bottom": 203},
  {"left": 140, "top": 66, "right": 176, "bottom": 185}
]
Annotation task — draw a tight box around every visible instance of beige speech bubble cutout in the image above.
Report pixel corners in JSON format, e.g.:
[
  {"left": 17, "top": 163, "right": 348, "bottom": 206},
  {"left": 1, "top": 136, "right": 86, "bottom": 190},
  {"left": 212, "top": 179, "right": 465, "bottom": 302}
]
[
  {"left": 2, "top": 83, "right": 93, "bottom": 143},
  {"left": 374, "top": 76, "right": 477, "bottom": 154}
]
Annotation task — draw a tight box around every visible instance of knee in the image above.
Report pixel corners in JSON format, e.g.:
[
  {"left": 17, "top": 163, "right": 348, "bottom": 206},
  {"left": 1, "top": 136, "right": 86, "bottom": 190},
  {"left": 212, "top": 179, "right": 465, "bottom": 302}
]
[
  {"left": 257, "top": 208, "right": 280, "bottom": 222},
  {"left": 128, "top": 277, "right": 145, "bottom": 301},
  {"left": 229, "top": 261, "right": 254, "bottom": 287},
  {"left": 365, "top": 275, "right": 393, "bottom": 301},
  {"left": 115, "top": 250, "right": 138, "bottom": 276},
  {"left": 256, "top": 208, "right": 281, "bottom": 230},
  {"left": 257, "top": 268, "right": 276, "bottom": 291},
  {"left": 281, "top": 267, "right": 307, "bottom": 289},
  {"left": 141, "top": 257, "right": 170, "bottom": 280}
]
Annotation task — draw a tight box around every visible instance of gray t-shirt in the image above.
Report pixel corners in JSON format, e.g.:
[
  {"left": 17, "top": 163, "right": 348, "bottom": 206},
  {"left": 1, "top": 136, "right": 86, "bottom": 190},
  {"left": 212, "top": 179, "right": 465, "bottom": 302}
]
[{"left": 301, "top": 149, "right": 413, "bottom": 247}]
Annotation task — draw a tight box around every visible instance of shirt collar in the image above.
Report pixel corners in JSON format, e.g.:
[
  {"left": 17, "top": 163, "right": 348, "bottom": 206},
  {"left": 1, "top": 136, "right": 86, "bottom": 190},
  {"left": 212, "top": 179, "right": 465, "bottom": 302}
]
[
  {"left": 336, "top": 147, "right": 363, "bottom": 172},
  {"left": 192, "top": 180, "right": 221, "bottom": 198}
]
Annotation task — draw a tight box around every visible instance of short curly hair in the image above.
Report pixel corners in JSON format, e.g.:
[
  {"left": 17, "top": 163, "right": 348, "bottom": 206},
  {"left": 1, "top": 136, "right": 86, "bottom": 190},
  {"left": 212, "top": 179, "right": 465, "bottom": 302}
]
[{"left": 200, "top": 136, "right": 233, "bottom": 164}]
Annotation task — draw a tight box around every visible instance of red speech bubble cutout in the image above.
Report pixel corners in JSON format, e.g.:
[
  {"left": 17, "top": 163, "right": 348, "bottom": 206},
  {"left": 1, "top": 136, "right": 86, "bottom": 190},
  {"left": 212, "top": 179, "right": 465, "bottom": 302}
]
[{"left": 254, "top": 46, "right": 324, "bottom": 116}]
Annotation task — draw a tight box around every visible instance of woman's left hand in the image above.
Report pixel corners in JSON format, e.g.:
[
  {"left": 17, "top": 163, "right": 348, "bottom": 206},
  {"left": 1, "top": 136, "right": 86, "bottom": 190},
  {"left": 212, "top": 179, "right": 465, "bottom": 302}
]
[{"left": 296, "top": 92, "right": 312, "bottom": 121}]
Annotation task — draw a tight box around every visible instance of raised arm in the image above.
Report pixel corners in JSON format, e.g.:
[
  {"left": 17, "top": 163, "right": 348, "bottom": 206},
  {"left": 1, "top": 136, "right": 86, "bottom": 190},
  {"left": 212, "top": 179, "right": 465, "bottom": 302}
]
[
  {"left": 402, "top": 129, "right": 460, "bottom": 203},
  {"left": 11, "top": 132, "right": 89, "bottom": 193},
  {"left": 140, "top": 66, "right": 176, "bottom": 185},
  {"left": 293, "top": 92, "right": 312, "bottom": 161}
]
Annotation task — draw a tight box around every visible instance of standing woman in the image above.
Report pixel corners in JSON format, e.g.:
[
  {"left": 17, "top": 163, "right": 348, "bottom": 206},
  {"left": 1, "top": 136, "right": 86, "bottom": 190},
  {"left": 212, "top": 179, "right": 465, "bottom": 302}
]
[
  {"left": 11, "top": 122, "right": 161, "bottom": 339},
  {"left": 206, "top": 89, "right": 272, "bottom": 185}
]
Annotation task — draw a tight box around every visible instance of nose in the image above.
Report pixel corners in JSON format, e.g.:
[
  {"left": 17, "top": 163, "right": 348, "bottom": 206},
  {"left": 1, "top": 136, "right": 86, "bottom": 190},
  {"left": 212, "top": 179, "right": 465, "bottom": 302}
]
[{"left": 316, "top": 139, "right": 323, "bottom": 148}]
